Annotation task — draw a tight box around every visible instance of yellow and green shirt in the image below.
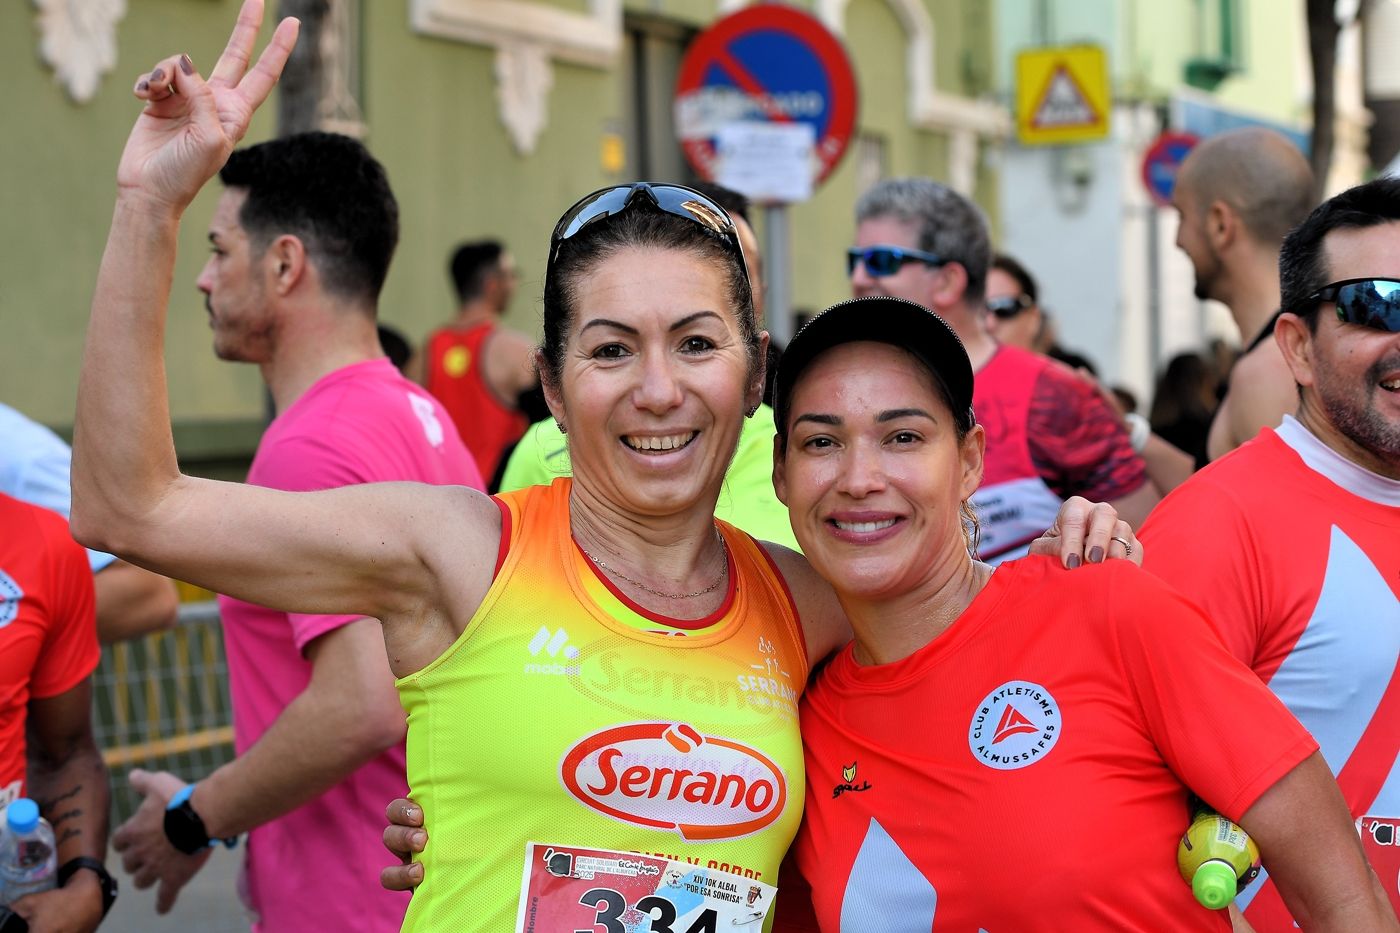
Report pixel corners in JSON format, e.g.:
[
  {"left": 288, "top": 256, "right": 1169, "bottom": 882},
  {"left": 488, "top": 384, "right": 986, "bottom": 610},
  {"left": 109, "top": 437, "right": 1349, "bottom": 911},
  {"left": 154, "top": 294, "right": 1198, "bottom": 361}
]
[{"left": 397, "top": 479, "right": 808, "bottom": 930}]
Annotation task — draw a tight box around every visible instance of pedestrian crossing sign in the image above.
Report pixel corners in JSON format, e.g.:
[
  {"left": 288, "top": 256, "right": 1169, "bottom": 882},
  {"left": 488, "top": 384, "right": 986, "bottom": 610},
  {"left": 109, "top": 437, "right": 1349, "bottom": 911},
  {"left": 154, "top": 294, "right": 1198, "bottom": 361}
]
[{"left": 1015, "top": 45, "right": 1110, "bottom": 146}]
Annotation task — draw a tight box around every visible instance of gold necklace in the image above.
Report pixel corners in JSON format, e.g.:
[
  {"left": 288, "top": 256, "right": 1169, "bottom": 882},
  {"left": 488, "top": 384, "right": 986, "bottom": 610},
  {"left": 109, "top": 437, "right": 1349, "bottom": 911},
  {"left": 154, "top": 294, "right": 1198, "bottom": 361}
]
[{"left": 576, "top": 528, "right": 728, "bottom": 600}]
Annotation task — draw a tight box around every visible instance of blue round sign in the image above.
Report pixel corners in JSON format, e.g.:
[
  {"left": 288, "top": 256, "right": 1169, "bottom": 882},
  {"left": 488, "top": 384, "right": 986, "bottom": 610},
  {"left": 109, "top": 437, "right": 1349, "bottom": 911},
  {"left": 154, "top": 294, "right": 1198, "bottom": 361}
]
[
  {"left": 675, "top": 5, "right": 857, "bottom": 186},
  {"left": 1141, "top": 132, "right": 1200, "bottom": 207}
]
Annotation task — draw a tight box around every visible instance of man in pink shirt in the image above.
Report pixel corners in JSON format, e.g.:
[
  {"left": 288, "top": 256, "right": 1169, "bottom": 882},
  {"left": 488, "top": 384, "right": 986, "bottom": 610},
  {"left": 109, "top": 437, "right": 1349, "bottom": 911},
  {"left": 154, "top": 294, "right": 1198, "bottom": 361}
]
[{"left": 110, "top": 131, "right": 483, "bottom": 932}]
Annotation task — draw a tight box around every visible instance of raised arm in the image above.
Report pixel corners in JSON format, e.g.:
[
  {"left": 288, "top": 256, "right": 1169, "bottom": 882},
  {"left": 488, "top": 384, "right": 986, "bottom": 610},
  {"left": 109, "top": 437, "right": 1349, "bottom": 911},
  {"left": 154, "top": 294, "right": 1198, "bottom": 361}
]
[{"left": 69, "top": 2, "right": 495, "bottom": 669}]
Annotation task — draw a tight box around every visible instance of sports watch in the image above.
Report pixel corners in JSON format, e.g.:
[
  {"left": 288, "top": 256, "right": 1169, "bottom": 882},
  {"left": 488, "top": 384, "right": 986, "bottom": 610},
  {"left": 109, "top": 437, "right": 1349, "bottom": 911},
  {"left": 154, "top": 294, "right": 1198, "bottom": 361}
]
[
  {"left": 57, "top": 856, "right": 118, "bottom": 919},
  {"left": 163, "top": 783, "right": 237, "bottom": 855}
]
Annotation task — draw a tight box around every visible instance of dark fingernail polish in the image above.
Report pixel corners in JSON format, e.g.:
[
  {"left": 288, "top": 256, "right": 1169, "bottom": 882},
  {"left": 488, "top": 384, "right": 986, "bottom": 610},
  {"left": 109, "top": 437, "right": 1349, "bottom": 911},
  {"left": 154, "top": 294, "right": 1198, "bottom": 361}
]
[
  {"left": 151, "top": 67, "right": 165, "bottom": 83},
  {"left": 1089, "top": 546, "right": 1104, "bottom": 563},
  {"left": 1067, "top": 554, "right": 1081, "bottom": 569},
  {"left": 137, "top": 80, "right": 150, "bottom": 93},
  {"left": 180, "top": 54, "right": 194, "bottom": 75}
]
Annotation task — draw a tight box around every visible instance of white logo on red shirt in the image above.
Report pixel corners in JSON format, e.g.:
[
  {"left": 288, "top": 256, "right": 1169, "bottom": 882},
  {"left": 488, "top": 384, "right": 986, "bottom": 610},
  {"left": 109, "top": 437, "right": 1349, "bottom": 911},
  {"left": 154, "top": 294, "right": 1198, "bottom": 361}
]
[{"left": 968, "top": 680, "right": 1061, "bottom": 770}]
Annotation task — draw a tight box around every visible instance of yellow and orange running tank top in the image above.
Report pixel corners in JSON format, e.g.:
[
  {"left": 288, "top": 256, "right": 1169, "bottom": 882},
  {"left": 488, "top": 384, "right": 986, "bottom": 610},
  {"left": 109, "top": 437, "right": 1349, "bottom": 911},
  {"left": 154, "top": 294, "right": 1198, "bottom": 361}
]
[{"left": 396, "top": 479, "right": 808, "bottom": 930}]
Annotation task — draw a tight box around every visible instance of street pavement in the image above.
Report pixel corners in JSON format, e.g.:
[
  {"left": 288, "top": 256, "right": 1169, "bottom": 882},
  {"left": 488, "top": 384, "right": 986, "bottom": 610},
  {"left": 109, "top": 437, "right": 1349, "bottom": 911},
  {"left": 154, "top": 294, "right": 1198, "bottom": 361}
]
[{"left": 104, "top": 847, "right": 249, "bottom": 933}]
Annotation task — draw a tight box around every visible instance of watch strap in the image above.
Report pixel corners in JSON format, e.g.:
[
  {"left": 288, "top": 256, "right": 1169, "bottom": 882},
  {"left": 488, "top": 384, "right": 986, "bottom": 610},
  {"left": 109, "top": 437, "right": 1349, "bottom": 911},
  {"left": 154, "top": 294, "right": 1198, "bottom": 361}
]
[
  {"left": 163, "top": 783, "right": 237, "bottom": 854},
  {"left": 57, "top": 856, "right": 118, "bottom": 918}
]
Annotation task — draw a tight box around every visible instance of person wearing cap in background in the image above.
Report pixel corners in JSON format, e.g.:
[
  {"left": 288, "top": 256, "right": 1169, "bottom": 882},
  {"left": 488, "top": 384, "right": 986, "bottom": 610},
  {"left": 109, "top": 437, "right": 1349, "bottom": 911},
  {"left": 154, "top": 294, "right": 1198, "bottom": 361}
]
[
  {"left": 1142, "top": 176, "right": 1400, "bottom": 930},
  {"left": 771, "top": 296, "right": 1393, "bottom": 931}
]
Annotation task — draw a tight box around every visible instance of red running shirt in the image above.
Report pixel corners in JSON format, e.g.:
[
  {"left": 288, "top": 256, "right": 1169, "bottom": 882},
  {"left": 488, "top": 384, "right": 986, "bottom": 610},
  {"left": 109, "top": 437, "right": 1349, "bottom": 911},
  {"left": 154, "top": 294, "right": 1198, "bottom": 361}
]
[
  {"left": 424, "top": 323, "right": 529, "bottom": 482},
  {"left": 794, "top": 556, "right": 1315, "bottom": 932},
  {"left": 971, "top": 346, "right": 1147, "bottom": 563},
  {"left": 1142, "top": 420, "right": 1400, "bottom": 930},
  {"left": 0, "top": 493, "right": 97, "bottom": 806}
]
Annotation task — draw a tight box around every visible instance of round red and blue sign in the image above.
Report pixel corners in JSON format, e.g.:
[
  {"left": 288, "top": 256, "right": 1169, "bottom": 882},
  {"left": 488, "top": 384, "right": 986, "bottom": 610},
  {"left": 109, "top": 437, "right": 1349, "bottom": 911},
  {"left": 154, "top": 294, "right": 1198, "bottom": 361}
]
[
  {"left": 674, "top": 5, "right": 858, "bottom": 188},
  {"left": 1141, "top": 131, "right": 1200, "bottom": 207}
]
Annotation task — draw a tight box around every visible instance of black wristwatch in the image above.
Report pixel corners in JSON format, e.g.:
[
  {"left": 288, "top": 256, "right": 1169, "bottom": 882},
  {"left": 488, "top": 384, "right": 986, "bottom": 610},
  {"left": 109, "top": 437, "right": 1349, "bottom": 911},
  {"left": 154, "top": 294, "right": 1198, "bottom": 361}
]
[
  {"left": 57, "top": 857, "right": 118, "bottom": 919},
  {"left": 163, "top": 783, "right": 237, "bottom": 855}
]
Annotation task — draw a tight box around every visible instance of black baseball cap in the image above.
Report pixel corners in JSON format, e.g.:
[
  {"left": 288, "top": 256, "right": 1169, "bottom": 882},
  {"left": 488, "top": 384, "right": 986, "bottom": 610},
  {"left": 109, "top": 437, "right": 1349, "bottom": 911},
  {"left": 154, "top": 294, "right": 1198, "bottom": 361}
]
[{"left": 773, "top": 296, "right": 976, "bottom": 440}]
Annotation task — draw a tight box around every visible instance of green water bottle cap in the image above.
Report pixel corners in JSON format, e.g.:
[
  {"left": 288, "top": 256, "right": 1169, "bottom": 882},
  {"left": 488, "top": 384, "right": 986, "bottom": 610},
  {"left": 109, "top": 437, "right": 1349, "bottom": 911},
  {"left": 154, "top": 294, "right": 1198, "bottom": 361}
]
[{"left": 1192, "top": 860, "right": 1237, "bottom": 910}]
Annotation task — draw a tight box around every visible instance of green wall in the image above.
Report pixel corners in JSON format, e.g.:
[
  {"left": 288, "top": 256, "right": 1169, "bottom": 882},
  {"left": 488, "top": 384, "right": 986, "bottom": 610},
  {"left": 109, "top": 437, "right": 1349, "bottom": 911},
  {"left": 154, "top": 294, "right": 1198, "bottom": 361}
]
[{"left": 2, "top": 0, "right": 998, "bottom": 446}]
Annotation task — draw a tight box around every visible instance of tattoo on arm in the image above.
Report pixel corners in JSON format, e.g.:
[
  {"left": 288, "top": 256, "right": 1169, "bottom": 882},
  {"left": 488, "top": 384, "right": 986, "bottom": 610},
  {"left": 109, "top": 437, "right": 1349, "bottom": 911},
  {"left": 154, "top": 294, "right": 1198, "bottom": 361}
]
[
  {"left": 35, "top": 784, "right": 82, "bottom": 811},
  {"left": 35, "top": 785, "right": 86, "bottom": 844}
]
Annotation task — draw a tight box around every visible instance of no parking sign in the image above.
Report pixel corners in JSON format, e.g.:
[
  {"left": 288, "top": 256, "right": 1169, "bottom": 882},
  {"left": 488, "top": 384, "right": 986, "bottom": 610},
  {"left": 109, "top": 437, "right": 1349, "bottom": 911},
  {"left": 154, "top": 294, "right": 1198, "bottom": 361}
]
[
  {"left": 1141, "top": 131, "right": 1199, "bottom": 207},
  {"left": 674, "top": 5, "right": 857, "bottom": 201}
]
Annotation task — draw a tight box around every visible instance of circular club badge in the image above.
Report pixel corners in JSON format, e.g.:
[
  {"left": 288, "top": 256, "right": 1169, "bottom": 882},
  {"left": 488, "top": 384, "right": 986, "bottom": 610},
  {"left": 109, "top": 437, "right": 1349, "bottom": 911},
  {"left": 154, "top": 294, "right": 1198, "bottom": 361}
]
[{"left": 967, "top": 680, "right": 1061, "bottom": 770}]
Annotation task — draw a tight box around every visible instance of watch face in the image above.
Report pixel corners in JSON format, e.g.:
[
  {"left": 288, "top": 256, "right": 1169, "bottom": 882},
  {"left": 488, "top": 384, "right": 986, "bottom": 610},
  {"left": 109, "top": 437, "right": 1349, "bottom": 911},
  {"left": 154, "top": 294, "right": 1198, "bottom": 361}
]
[{"left": 163, "top": 802, "right": 210, "bottom": 855}]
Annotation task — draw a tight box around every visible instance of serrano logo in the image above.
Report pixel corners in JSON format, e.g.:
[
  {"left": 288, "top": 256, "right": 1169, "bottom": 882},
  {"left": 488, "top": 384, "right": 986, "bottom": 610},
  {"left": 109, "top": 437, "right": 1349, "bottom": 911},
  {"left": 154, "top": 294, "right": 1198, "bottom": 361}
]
[
  {"left": 968, "top": 679, "right": 1061, "bottom": 771},
  {"left": 560, "top": 722, "right": 787, "bottom": 841}
]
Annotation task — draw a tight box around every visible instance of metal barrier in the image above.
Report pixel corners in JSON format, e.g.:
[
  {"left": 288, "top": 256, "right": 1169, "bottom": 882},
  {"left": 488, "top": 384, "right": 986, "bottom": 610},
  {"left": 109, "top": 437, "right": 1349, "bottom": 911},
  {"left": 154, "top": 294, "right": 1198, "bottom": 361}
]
[{"left": 92, "top": 601, "right": 236, "bottom": 823}]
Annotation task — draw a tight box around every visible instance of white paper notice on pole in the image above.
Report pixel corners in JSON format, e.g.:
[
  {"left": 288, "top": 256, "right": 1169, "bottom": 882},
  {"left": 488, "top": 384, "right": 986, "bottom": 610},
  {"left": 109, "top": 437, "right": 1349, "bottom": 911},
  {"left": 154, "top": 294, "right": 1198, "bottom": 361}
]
[{"left": 715, "top": 121, "right": 816, "bottom": 203}]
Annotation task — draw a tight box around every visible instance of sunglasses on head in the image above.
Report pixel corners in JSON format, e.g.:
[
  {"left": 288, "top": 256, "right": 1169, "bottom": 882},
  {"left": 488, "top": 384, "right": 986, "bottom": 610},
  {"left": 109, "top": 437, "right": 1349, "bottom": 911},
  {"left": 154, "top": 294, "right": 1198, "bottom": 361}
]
[
  {"left": 985, "top": 294, "right": 1035, "bottom": 319},
  {"left": 846, "top": 245, "right": 948, "bottom": 278},
  {"left": 1307, "top": 278, "right": 1400, "bottom": 333},
  {"left": 549, "top": 183, "right": 745, "bottom": 277}
]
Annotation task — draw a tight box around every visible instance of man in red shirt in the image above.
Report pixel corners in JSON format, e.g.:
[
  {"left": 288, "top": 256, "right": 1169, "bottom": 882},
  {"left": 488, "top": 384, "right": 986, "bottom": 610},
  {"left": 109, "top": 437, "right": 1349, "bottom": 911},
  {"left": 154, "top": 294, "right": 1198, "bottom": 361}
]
[
  {"left": 0, "top": 492, "right": 113, "bottom": 930},
  {"left": 421, "top": 240, "right": 539, "bottom": 488},
  {"left": 1142, "top": 176, "right": 1400, "bottom": 930}
]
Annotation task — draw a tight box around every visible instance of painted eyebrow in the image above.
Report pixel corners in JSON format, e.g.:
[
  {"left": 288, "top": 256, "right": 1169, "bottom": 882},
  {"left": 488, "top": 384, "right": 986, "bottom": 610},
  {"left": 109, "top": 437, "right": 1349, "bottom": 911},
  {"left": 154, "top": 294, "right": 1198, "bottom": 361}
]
[
  {"left": 578, "top": 310, "right": 724, "bottom": 336},
  {"left": 877, "top": 408, "right": 937, "bottom": 423},
  {"left": 792, "top": 408, "right": 938, "bottom": 429}
]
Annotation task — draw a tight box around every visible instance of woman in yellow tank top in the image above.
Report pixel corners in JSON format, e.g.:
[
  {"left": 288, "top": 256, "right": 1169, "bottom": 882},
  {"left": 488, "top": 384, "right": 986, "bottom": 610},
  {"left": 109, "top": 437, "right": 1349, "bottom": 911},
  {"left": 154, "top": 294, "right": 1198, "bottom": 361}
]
[
  {"left": 73, "top": 9, "right": 1120, "bottom": 928},
  {"left": 372, "top": 189, "right": 1124, "bottom": 928}
]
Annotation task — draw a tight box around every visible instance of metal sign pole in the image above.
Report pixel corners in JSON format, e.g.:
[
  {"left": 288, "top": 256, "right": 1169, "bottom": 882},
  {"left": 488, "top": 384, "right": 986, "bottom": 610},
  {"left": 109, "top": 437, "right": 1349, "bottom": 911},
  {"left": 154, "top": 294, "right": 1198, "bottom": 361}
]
[
  {"left": 1147, "top": 204, "right": 1162, "bottom": 377},
  {"left": 762, "top": 203, "right": 793, "bottom": 346}
]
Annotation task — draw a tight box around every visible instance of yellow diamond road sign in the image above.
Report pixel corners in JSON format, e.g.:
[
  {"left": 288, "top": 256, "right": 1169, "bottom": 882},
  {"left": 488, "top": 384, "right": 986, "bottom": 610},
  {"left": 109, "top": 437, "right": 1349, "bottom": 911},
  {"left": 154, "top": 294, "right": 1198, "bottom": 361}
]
[{"left": 1015, "top": 44, "right": 1110, "bottom": 146}]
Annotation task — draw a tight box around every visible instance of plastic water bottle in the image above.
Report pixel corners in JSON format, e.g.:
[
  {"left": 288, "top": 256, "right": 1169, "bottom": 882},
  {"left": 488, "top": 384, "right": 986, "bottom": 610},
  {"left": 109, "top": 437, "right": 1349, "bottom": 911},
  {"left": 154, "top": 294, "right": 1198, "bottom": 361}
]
[
  {"left": 1177, "top": 807, "right": 1261, "bottom": 909},
  {"left": 0, "top": 799, "right": 56, "bottom": 905}
]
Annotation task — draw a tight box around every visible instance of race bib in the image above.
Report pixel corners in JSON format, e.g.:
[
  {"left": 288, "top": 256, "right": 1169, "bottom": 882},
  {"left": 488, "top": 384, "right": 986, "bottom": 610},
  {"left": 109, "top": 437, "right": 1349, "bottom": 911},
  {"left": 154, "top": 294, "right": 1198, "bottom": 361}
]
[
  {"left": 516, "top": 842, "right": 776, "bottom": 932},
  {"left": 1359, "top": 815, "right": 1400, "bottom": 916}
]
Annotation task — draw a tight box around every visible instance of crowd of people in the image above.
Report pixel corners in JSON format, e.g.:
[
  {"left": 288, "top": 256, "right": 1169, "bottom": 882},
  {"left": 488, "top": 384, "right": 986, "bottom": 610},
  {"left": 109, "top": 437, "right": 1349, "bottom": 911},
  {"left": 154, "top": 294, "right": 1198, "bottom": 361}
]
[{"left": 2, "top": 2, "right": 1396, "bottom": 931}]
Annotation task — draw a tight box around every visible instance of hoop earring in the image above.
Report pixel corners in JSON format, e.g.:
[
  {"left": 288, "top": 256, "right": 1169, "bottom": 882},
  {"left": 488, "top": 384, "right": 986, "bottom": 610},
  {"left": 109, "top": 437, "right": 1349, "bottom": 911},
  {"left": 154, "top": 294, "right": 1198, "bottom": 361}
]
[
  {"left": 745, "top": 404, "right": 759, "bottom": 418},
  {"left": 555, "top": 420, "right": 568, "bottom": 435}
]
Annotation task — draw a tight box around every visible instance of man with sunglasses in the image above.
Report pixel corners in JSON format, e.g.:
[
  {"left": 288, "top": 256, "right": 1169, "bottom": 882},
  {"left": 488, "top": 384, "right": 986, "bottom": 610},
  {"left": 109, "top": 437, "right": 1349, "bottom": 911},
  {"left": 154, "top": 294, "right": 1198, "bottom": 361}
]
[
  {"left": 849, "top": 178, "right": 1160, "bottom": 563},
  {"left": 1141, "top": 176, "right": 1400, "bottom": 930},
  {"left": 1172, "top": 128, "right": 1316, "bottom": 461}
]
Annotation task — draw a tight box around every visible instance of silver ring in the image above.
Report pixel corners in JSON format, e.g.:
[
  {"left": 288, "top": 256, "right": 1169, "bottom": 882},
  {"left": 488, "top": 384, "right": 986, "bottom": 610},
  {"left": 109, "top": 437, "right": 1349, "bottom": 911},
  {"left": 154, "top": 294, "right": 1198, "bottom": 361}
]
[{"left": 1110, "top": 535, "right": 1133, "bottom": 557}]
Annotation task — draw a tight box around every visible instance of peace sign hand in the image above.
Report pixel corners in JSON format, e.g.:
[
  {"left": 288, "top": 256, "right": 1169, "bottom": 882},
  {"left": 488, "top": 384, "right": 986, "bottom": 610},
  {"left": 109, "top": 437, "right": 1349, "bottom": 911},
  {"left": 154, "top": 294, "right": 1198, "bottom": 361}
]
[{"left": 117, "top": 0, "right": 299, "bottom": 214}]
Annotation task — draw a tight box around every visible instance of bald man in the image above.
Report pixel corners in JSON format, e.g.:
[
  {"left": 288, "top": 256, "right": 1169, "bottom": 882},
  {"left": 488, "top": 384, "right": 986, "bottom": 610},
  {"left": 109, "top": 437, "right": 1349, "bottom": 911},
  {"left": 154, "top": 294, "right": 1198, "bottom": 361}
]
[{"left": 1171, "top": 128, "right": 1316, "bottom": 460}]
